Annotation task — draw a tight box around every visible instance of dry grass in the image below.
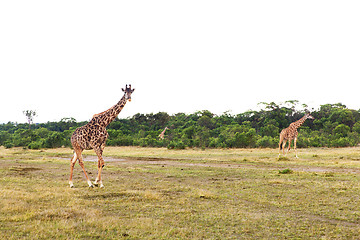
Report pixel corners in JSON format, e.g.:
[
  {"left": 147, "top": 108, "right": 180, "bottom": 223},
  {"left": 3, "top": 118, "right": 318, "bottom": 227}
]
[{"left": 1, "top": 146, "right": 360, "bottom": 239}]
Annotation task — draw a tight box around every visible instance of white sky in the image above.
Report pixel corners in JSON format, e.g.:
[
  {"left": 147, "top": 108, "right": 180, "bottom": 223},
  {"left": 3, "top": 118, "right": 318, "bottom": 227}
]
[{"left": 1, "top": 1, "right": 359, "bottom": 123}]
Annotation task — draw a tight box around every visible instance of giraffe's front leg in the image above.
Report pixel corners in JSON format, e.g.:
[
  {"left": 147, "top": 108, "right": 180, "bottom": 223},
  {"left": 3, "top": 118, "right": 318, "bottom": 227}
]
[
  {"left": 285, "top": 140, "right": 292, "bottom": 155},
  {"left": 94, "top": 147, "right": 105, "bottom": 188},
  {"left": 78, "top": 160, "right": 94, "bottom": 188},
  {"left": 94, "top": 161, "right": 104, "bottom": 188}
]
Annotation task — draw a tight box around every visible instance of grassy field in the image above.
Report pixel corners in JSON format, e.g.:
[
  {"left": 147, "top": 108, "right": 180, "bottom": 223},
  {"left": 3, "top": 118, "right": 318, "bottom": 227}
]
[{"left": 1, "top": 146, "right": 360, "bottom": 239}]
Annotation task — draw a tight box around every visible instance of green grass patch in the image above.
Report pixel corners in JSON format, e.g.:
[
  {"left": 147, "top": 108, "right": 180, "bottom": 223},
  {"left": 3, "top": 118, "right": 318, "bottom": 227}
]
[{"left": 278, "top": 168, "right": 293, "bottom": 174}]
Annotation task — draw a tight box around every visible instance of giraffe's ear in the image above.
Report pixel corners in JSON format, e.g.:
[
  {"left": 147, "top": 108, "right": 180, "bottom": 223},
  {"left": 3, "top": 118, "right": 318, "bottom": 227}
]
[
  {"left": 132, "top": 88, "right": 135, "bottom": 92},
  {"left": 122, "top": 88, "right": 125, "bottom": 92}
]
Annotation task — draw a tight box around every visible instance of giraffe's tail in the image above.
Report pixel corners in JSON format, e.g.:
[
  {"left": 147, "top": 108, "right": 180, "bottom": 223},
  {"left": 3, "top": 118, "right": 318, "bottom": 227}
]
[
  {"left": 279, "top": 138, "right": 284, "bottom": 150},
  {"left": 71, "top": 151, "right": 78, "bottom": 164},
  {"left": 279, "top": 133, "right": 285, "bottom": 150}
]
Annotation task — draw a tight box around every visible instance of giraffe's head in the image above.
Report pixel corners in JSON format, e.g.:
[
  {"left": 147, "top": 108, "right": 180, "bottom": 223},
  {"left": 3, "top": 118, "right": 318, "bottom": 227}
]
[
  {"left": 305, "top": 113, "right": 314, "bottom": 119},
  {"left": 122, "top": 84, "right": 135, "bottom": 102}
]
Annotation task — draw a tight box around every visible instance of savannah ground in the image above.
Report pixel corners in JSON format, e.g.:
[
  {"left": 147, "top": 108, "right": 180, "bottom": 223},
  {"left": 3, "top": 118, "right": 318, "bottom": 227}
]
[{"left": 1, "top": 146, "right": 360, "bottom": 239}]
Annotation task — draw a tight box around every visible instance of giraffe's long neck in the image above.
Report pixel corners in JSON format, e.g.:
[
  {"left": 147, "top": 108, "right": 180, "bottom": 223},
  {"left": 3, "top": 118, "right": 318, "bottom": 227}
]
[
  {"left": 292, "top": 115, "right": 307, "bottom": 129},
  {"left": 91, "top": 95, "right": 127, "bottom": 127}
]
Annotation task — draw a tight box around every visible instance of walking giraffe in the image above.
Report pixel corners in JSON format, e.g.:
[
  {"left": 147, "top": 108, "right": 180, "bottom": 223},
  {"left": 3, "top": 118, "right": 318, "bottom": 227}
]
[
  {"left": 158, "top": 127, "right": 169, "bottom": 140},
  {"left": 278, "top": 113, "right": 314, "bottom": 158},
  {"left": 69, "top": 84, "right": 135, "bottom": 188}
]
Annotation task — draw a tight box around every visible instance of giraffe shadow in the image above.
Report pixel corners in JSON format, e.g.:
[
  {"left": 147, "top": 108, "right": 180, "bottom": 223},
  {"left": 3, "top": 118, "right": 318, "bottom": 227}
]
[
  {"left": 81, "top": 191, "right": 146, "bottom": 201},
  {"left": 81, "top": 192, "right": 129, "bottom": 200},
  {"left": 278, "top": 156, "right": 290, "bottom": 161}
]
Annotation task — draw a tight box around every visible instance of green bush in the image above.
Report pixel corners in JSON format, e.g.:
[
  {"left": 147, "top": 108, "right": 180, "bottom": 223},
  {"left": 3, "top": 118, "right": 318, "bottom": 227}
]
[
  {"left": 167, "top": 140, "right": 185, "bottom": 150},
  {"left": 43, "top": 132, "right": 64, "bottom": 148},
  {"left": 279, "top": 169, "right": 293, "bottom": 174},
  {"left": 256, "top": 136, "right": 276, "bottom": 148},
  {"left": 4, "top": 142, "right": 14, "bottom": 149},
  {"left": 28, "top": 141, "right": 43, "bottom": 149},
  {"left": 107, "top": 136, "right": 134, "bottom": 146},
  {"left": 333, "top": 124, "right": 350, "bottom": 137}
]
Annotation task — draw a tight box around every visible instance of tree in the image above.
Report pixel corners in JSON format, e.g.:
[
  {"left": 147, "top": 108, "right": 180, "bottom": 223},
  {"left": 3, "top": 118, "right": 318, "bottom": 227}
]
[
  {"left": 1, "top": 101, "right": 360, "bottom": 149},
  {"left": 352, "top": 121, "right": 360, "bottom": 134},
  {"left": 333, "top": 124, "right": 350, "bottom": 138},
  {"left": 23, "top": 110, "right": 37, "bottom": 129},
  {"left": 198, "top": 115, "right": 215, "bottom": 129}
]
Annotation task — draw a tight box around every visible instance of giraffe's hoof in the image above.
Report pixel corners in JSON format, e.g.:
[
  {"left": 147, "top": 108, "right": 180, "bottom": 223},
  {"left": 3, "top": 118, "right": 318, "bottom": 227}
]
[
  {"left": 94, "top": 181, "right": 104, "bottom": 188},
  {"left": 87, "top": 180, "right": 94, "bottom": 188}
]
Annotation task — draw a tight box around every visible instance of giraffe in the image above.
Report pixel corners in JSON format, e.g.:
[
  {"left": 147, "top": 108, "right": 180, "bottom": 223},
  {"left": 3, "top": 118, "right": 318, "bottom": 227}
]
[
  {"left": 278, "top": 113, "right": 314, "bottom": 158},
  {"left": 158, "top": 127, "right": 169, "bottom": 140},
  {"left": 69, "top": 84, "right": 135, "bottom": 188}
]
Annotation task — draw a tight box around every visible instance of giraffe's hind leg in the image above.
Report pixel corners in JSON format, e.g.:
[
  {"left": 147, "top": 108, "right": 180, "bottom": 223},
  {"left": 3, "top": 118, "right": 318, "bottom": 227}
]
[
  {"left": 279, "top": 134, "right": 285, "bottom": 156},
  {"left": 78, "top": 158, "right": 94, "bottom": 188},
  {"left": 282, "top": 140, "right": 287, "bottom": 156},
  {"left": 69, "top": 151, "right": 77, "bottom": 188},
  {"left": 71, "top": 147, "right": 94, "bottom": 188}
]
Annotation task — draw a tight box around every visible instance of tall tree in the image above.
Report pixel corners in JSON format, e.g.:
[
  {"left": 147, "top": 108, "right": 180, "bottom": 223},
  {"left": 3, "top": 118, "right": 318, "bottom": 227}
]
[{"left": 23, "top": 110, "right": 37, "bottom": 129}]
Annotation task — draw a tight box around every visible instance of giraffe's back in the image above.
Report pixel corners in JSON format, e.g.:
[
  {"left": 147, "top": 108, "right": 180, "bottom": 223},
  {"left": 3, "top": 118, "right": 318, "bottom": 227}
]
[{"left": 281, "top": 126, "right": 298, "bottom": 140}]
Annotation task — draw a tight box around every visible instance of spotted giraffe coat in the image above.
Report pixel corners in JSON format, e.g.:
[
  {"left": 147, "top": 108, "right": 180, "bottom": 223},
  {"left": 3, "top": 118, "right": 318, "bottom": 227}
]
[{"left": 71, "top": 95, "right": 127, "bottom": 151}]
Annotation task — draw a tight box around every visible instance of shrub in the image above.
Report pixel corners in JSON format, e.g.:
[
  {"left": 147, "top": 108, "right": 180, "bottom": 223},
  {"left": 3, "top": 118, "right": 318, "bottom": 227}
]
[
  {"left": 331, "top": 137, "right": 350, "bottom": 148},
  {"left": 279, "top": 169, "right": 293, "bottom": 174},
  {"left": 209, "top": 137, "right": 224, "bottom": 148},
  {"left": 167, "top": 140, "right": 185, "bottom": 150},
  {"left": 28, "top": 141, "right": 43, "bottom": 149},
  {"left": 353, "top": 121, "right": 360, "bottom": 134},
  {"left": 107, "top": 135, "right": 134, "bottom": 146},
  {"left": 4, "top": 142, "right": 14, "bottom": 149},
  {"left": 43, "top": 132, "right": 64, "bottom": 148},
  {"left": 256, "top": 136, "right": 276, "bottom": 148},
  {"left": 333, "top": 124, "right": 350, "bottom": 137},
  {"left": 167, "top": 141, "right": 176, "bottom": 149}
]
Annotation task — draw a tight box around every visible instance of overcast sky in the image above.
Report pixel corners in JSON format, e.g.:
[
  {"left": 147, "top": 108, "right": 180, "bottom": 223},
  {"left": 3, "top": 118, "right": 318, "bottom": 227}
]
[{"left": 1, "top": 1, "right": 359, "bottom": 123}]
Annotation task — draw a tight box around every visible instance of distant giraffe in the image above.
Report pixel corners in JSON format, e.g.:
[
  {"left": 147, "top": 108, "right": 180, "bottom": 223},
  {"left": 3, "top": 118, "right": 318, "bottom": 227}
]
[
  {"left": 278, "top": 113, "right": 314, "bottom": 158},
  {"left": 69, "top": 84, "right": 135, "bottom": 188},
  {"left": 158, "top": 127, "right": 169, "bottom": 140}
]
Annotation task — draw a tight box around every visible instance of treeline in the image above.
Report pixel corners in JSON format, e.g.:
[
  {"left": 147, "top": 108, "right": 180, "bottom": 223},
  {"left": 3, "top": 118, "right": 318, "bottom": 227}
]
[{"left": 1, "top": 101, "right": 360, "bottom": 150}]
